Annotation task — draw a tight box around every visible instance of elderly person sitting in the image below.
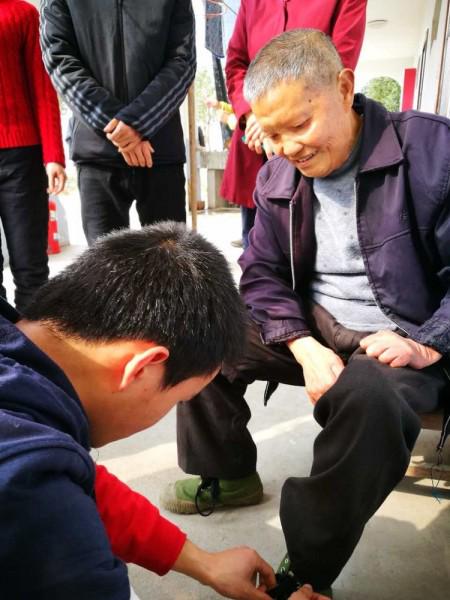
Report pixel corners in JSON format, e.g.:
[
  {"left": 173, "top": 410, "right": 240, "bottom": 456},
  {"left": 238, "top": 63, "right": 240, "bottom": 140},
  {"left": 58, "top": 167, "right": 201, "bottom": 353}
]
[{"left": 163, "top": 28, "right": 450, "bottom": 594}]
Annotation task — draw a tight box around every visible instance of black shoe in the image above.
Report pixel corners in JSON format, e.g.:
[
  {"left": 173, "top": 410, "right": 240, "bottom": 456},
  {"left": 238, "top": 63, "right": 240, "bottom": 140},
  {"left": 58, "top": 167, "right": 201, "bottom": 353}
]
[{"left": 269, "top": 553, "right": 333, "bottom": 599}]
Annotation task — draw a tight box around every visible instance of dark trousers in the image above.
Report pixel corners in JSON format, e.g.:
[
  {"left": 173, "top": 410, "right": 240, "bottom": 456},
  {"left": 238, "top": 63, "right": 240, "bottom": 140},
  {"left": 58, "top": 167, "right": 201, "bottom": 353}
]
[
  {"left": 177, "top": 320, "right": 449, "bottom": 589},
  {"left": 241, "top": 206, "right": 256, "bottom": 249},
  {"left": 77, "top": 163, "right": 186, "bottom": 245},
  {"left": 0, "top": 146, "right": 49, "bottom": 312}
]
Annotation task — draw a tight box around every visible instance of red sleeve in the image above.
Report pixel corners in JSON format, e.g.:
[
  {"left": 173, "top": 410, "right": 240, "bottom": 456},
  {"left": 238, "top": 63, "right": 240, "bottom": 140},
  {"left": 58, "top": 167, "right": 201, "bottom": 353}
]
[
  {"left": 95, "top": 465, "right": 187, "bottom": 575},
  {"left": 24, "top": 5, "right": 65, "bottom": 166},
  {"left": 225, "top": 0, "right": 251, "bottom": 122},
  {"left": 330, "top": 0, "right": 367, "bottom": 70}
]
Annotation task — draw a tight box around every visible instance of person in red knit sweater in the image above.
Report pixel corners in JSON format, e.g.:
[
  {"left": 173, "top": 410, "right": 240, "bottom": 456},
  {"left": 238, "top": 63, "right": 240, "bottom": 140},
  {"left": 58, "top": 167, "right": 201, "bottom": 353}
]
[{"left": 0, "top": 0, "right": 66, "bottom": 312}]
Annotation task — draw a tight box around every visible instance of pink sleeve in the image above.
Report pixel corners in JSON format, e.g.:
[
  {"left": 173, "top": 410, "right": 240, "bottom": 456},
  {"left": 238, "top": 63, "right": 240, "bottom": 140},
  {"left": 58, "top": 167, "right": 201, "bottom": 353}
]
[
  {"left": 225, "top": 0, "right": 251, "bottom": 121},
  {"left": 95, "top": 465, "right": 187, "bottom": 575},
  {"left": 330, "top": 0, "right": 367, "bottom": 69}
]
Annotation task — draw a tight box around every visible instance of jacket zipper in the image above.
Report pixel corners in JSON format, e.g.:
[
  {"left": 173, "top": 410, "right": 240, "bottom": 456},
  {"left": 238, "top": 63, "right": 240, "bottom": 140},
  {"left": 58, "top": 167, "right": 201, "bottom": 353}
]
[
  {"left": 117, "top": 0, "right": 129, "bottom": 102},
  {"left": 354, "top": 179, "right": 409, "bottom": 335},
  {"left": 289, "top": 200, "right": 296, "bottom": 290}
]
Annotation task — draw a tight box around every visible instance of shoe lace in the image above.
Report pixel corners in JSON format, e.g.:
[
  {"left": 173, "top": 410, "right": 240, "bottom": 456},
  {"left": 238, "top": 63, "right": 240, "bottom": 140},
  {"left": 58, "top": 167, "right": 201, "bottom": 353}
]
[{"left": 195, "top": 477, "right": 220, "bottom": 517}]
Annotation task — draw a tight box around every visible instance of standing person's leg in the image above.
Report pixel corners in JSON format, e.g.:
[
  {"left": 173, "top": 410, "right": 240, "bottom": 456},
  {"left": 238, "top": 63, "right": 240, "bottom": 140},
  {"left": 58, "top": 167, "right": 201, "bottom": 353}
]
[
  {"left": 0, "top": 227, "right": 7, "bottom": 302},
  {"left": 78, "top": 165, "right": 133, "bottom": 245},
  {"left": 0, "top": 146, "right": 49, "bottom": 312},
  {"left": 280, "top": 353, "right": 449, "bottom": 590},
  {"left": 134, "top": 164, "right": 186, "bottom": 225},
  {"left": 241, "top": 206, "right": 256, "bottom": 249},
  {"left": 161, "top": 320, "right": 305, "bottom": 513},
  {"left": 0, "top": 151, "right": 8, "bottom": 301}
]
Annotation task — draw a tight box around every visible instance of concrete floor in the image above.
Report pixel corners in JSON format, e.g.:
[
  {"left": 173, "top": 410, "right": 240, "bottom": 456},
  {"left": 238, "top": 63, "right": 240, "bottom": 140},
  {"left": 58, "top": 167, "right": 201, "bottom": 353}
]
[{"left": 4, "top": 200, "right": 449, "bottom": 599}]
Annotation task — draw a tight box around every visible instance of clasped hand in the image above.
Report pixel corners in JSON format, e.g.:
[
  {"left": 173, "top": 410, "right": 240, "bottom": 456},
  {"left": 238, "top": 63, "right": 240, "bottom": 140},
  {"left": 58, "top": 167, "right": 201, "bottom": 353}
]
[{"left": 104, "top": 118, "right": 153, "bottom": 167}]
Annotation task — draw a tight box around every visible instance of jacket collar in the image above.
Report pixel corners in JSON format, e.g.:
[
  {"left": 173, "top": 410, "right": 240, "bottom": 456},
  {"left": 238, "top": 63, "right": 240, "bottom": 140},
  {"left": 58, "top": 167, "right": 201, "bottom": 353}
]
[
  {"left": 354, "top": 94, "right": 404, "bottom": 173},
  {"left": 261, "top": 94, "right": 404, "bottom": 202}
]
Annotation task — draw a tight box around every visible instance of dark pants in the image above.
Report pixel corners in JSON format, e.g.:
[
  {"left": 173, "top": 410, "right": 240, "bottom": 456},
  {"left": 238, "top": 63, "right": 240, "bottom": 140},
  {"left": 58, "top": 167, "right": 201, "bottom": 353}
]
[
  {"left": 77, "top": 163, "right": 186, "bottom": 245},
  {"left": 241, "top": 206, "right": 256, "bottom": 249},
  {"left": 0, "top": 146, "right": 49, "bottom": 312},
  {"left": 177, "top": 320, "right": 449, "bottom": 589}
]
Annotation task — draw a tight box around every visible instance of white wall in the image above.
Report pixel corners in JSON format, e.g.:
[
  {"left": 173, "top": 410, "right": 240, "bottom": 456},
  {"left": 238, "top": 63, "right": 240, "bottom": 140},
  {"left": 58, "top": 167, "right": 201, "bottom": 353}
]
[
  {"left": 355, "top": 0, "right": 427, "bottom": 98},
  {"left": 413, "top": 0, "right": 449, "bottom": 111},
  {"left": 355, "top": 57, "right": 413, "bottom": 93}
]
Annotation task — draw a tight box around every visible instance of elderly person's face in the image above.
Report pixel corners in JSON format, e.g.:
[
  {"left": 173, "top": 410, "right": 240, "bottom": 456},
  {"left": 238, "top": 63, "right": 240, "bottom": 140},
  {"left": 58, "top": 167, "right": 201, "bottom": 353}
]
[{"left": 252, "top": 69, "right": 361, "bottom": 178}]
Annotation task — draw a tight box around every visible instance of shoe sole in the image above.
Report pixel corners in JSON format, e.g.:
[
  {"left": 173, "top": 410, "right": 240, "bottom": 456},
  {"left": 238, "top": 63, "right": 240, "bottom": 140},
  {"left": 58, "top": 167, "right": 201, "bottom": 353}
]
[{"left": 160, "top": 484, "right": 263, "bottom": 515}]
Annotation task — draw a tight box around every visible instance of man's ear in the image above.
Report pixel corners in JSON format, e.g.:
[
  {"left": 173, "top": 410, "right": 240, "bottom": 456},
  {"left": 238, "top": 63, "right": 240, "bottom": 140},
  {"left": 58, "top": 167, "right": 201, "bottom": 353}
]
[
  {"left": 119, "top": 345, "right": 169, "bottom": 391},
  {"left": 337, "top": 68, "right": 355, "bottom": 107}
]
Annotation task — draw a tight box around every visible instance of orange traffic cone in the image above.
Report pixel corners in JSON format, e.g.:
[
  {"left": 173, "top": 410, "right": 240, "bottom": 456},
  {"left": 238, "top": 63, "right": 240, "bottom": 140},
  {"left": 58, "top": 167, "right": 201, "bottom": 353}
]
[{"left": 47, "top": 197, "right": 61, "bottom": 255}]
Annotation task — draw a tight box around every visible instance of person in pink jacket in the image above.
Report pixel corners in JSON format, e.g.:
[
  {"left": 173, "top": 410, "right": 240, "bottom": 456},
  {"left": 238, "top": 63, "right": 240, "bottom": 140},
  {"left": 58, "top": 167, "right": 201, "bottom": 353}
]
[{"left": 221, "top": 0, "right": 367, "bottom": 248}]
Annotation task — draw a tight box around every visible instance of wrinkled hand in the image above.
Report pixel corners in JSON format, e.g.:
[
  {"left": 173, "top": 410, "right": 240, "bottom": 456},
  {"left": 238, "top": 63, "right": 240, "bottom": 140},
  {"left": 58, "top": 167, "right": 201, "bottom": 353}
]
[
  {"left": 359, "top": 330, "right": 442, "bottom": 369},
  {"left": 46, "top": 162, "right": 67, "bottom": 195},
  {"left": 287, "top": 336, "right": 344, "bottom": 404},
  {"left": 104, "top": 118, "right": 141, "bottom": 151},
  {"left": 245, "top": 113, "right": 265, "bottom": 154},
  {"left": 120, "top": 140, "right": 154, "bottom": 168},
  {"left": 173, "top": 540, "right": 276, "bottom": 600},
  {"left": 289, "top": 584, "right": 331, "bottom": 600}
]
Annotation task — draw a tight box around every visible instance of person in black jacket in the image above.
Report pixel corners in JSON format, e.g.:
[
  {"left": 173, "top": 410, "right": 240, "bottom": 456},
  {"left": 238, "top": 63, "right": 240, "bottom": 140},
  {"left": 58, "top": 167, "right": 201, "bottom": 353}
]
[{"left": 40, "top": 0, "right": 195, "bottom": 245}]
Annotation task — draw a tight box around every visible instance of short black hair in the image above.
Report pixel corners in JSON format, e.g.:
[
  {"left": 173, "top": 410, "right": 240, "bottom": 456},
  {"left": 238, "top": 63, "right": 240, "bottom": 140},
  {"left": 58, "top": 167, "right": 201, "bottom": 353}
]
[{"left": 24, "top": 223, "right": 246, "bottom": 387}]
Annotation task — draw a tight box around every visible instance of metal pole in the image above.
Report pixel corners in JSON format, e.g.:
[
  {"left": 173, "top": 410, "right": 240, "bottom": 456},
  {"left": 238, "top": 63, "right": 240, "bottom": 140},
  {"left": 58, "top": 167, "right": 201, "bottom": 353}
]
[{"left": 187, "top": 84, "right": 198, "bottom": 230}]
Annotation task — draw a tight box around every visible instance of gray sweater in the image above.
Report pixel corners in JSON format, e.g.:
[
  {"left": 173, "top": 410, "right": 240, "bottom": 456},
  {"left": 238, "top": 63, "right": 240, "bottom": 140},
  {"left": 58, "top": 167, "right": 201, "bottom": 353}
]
[{"left": 311, "top": 138, "right": 395, "bottom": 332}]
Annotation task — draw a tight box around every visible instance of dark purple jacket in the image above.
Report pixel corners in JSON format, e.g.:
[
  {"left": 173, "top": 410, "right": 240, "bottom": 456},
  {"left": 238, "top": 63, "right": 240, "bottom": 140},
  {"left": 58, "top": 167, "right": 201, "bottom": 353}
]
[{"left": 239, "top": 94, "right": 450, "bottom": 356}]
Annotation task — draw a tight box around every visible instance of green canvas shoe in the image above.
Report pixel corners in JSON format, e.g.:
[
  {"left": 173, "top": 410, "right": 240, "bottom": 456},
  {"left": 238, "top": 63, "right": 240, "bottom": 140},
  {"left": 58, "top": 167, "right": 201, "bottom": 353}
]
[{"left": 160, "top": 472, "right": 263, "bottom": 515}]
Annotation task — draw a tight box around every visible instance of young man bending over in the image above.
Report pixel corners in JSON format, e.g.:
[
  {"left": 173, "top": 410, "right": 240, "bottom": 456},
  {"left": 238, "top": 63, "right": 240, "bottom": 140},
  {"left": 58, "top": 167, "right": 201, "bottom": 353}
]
[{"left": 0, "top": 223, "right": 282, "bottom": 600}]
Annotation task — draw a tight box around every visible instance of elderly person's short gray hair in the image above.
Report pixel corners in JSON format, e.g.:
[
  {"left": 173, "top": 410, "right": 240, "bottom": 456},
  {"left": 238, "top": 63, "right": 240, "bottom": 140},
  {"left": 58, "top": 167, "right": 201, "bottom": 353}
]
[{"left": 244, "top": 29, "right": 344, "bottom": 104}]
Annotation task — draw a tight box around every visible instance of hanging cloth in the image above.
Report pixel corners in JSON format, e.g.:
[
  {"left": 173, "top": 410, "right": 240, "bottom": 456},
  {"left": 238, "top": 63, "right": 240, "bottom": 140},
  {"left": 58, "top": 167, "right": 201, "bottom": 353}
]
[{"left": 205, "top": 0, "right": 225, "bottom": 58}]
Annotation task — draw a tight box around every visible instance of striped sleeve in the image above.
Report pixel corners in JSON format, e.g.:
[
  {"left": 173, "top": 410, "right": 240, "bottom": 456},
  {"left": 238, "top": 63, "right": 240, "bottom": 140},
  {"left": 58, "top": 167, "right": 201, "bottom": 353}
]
[
  {"left": 114, "top": 0, "right": 196, "bottom": 139},
  {"left": 39, "top": 0, "right": 125, "bottom": 132}
]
